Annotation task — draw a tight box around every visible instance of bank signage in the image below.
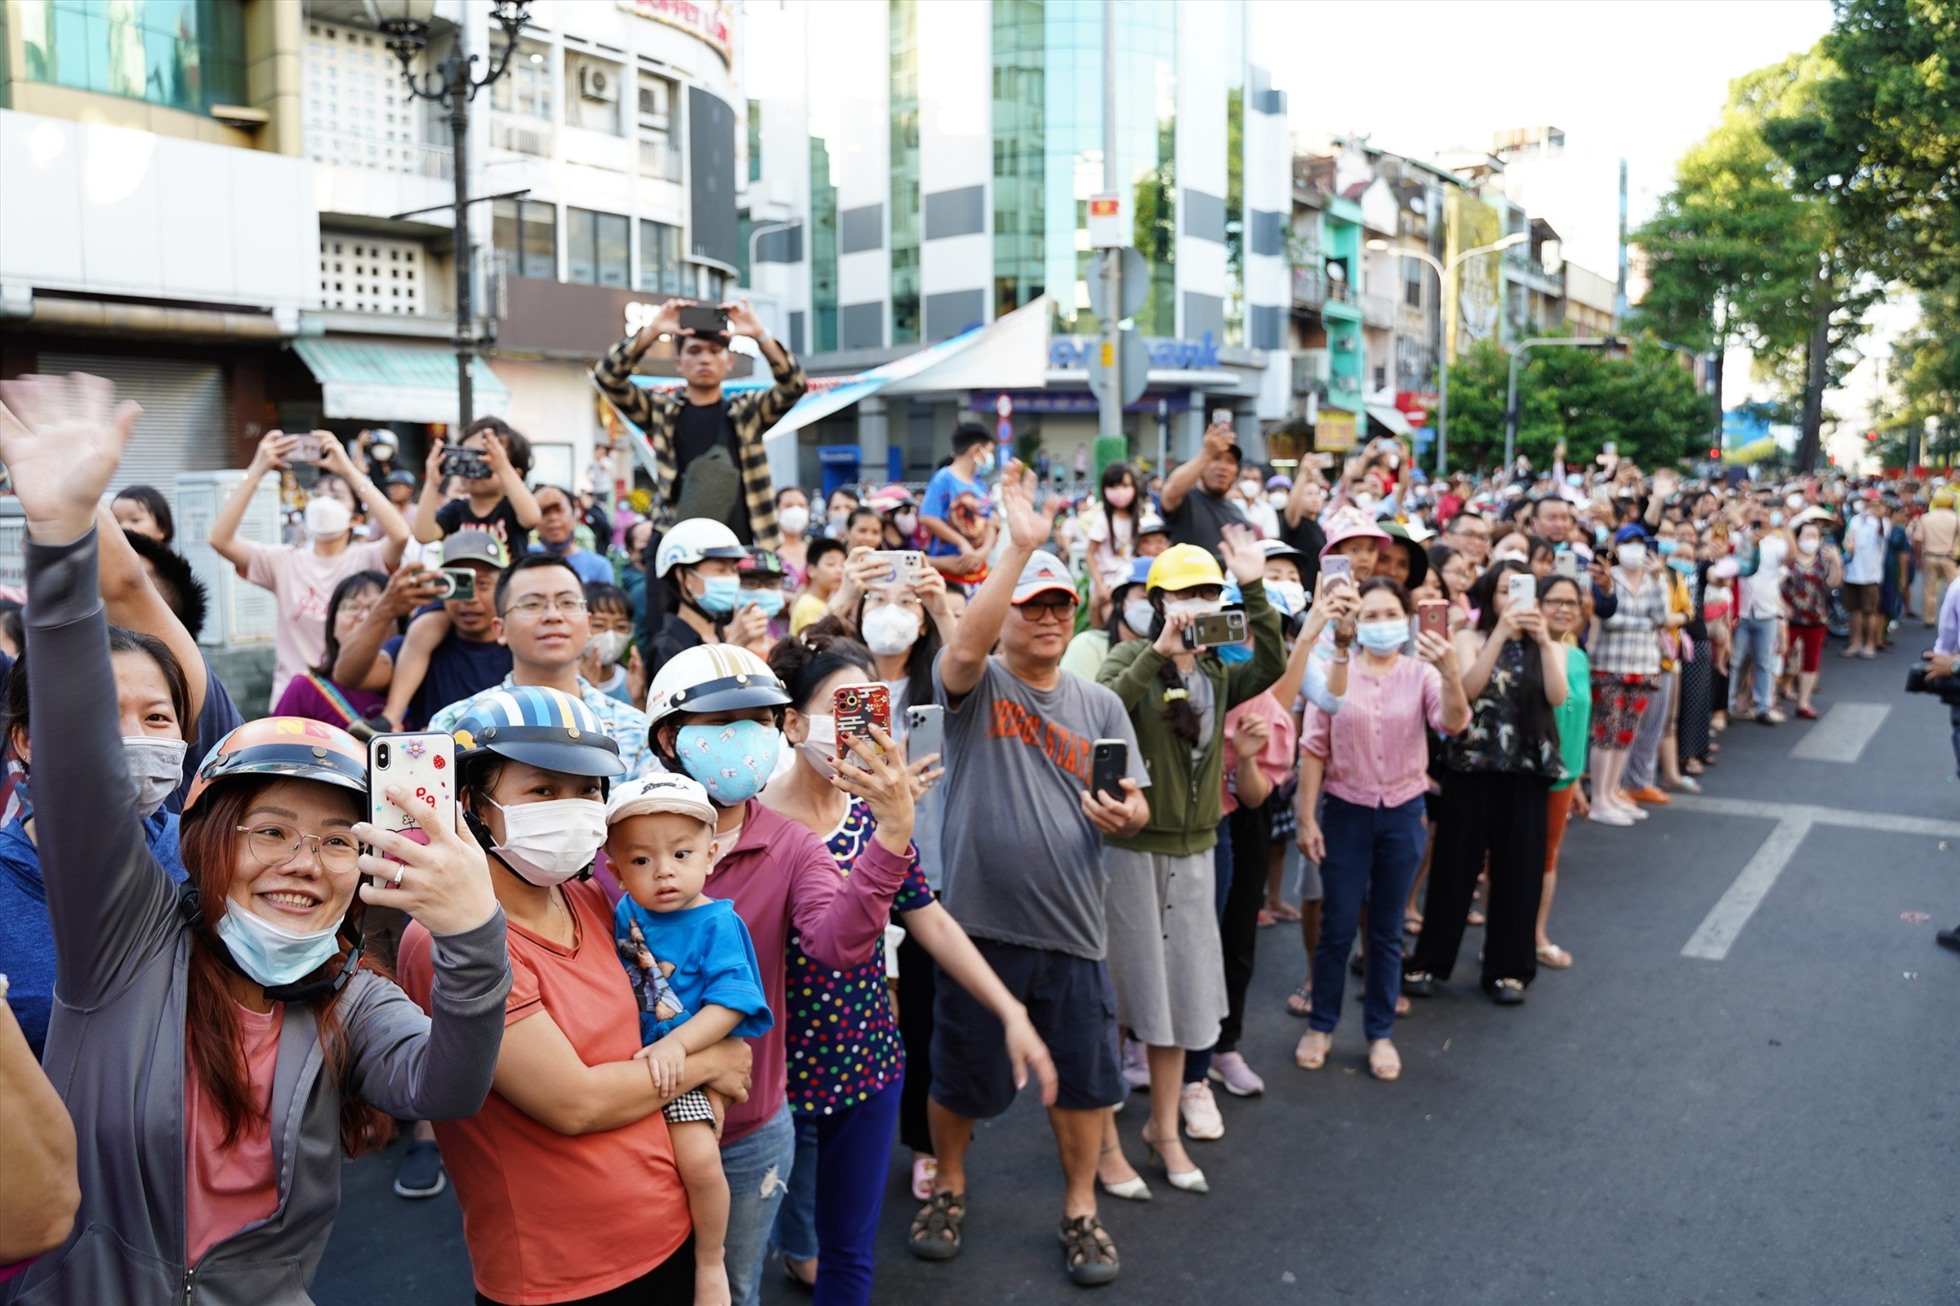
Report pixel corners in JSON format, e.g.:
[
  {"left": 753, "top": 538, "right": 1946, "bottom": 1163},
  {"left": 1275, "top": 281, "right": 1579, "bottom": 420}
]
[{"left": 1050, "top": 333, "right": 1222, "bottom": 372}]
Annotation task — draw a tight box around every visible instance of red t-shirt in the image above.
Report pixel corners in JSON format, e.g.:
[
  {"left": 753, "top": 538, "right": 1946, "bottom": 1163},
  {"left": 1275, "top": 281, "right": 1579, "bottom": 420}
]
[
  {"left": 397, "top": 882, "right": 688, "bottom": 1304},
  {"left": 184, "top": 1003, "right": 283, "bottom": 1265}
]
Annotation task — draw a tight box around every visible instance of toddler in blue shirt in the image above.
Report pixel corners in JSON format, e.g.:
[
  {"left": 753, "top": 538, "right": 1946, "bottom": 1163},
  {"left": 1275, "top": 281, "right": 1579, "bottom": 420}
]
[{"left": 607, "top": 773, "right": 772, "bottom": 1306}]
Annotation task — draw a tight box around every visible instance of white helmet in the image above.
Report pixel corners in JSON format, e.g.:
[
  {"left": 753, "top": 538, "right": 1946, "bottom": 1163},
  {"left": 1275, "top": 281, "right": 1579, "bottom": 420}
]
[
  {"left": 645, "top": 643, "right": 791, "bottom": 729},
  {"left": 654, "top": 518, "right": 747, "bottom": 577}
]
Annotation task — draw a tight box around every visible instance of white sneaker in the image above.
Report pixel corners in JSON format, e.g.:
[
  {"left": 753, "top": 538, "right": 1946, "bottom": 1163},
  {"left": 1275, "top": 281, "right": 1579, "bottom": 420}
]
[
  {"left": 1588, "top": 807, "right": 1634, "bottom": 827},
  {"left": 1179, "top": 1080, "right": 1225, "bottom": 1141}
]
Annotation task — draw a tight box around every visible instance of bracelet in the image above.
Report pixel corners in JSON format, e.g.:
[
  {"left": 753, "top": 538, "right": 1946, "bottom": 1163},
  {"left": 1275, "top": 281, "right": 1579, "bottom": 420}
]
[{"left": 1331, "top": 654, "right": 1349, "bottom": 665}]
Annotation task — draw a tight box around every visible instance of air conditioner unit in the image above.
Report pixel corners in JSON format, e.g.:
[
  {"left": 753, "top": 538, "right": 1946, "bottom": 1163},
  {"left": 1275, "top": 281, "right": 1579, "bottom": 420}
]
[{"left": 579, "top": 64, "right": 616, "bottom": 101}]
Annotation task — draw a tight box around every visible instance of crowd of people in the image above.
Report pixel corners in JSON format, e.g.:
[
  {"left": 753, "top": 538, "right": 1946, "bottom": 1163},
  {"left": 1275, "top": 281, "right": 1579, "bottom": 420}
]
[{"left": 0, "top": 311, "right": 1955, "bottom": 1304}]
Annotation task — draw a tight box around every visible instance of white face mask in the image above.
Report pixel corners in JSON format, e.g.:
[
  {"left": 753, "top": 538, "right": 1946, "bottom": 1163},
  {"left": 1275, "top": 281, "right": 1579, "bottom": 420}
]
[
  {"left": 1796, "top": 537, "right": 1820, "bottom": 556},
  {"left": 862, "top": 604, "right": 922, "bottom": 656},
  {"left": 304, "top": 496, "right": 352, "bottom": 540},
  {"left": 795, "top": 712, "right": 838, "bottom": 781},
  {"left": 1266, "top": 579, "right": 1307, "bottom": 617},
  {"left": 586, "top": 630, "right": 630, "bottom": 667},
  {"left": 1617, "top": 543, "right": 1647, "bottom": 569},
  {"left": 1266, "top": 490, "right": 1289, "bottom": 510},
  {"left": 125, "top": 735, "right": 188, "bottom": 819},
  {"left": 214, "top": 899, "right": 342, "bottom": 988},
  {"left": 778, "top": 505, "right": 810, "bottom": 536},
  {"left": 1240, "top": 480, "right": 1263, "bottom": 501},
  {"left": 485, "top": 797, "right": 606, "bottom": 886},
  {"left": 1122, "top": 599, "right": 1157, "bottom": 636}
]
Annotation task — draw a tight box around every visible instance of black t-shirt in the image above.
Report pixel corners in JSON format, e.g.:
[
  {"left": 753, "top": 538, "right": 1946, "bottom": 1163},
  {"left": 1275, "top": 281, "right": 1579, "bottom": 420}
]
[
  {"left": 1278, "top": 514, "right": 1326, "bottom": 593},
  {"left": 1163, "top": 486, "right": 1247, "bottom": 557},
  {"left": 672, "top": 399, "right": 752, "bottom": 543},
  {"left": 645, "top": 611, "right": 706, "bottom": 687},
  {"left": 382, "top": 631, "right": 512, "bottom": 728},
  {"left": 436, "top": 496, "right": 530, "bottom": 556}
]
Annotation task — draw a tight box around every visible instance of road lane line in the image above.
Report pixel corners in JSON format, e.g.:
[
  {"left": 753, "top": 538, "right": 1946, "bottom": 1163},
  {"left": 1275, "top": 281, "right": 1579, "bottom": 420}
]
[
  {"left": 1682, "top": 818, "right": 1814, "bottom": 962},
  {"left": 1788, "top": 703, "right": 1892, "bottom": 763},
  {"left": 1667, "top": 794, "right": 1960, "bottom": 839}
]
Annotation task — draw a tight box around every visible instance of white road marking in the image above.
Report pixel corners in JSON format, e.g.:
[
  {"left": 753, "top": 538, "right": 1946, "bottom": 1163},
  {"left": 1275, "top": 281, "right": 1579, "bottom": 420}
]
[
  {"left": 1681, "top": 819, "right": 1814, "bottom": 962},
  {"left": 1668, "top": 794, "right": 1960, "bottom": 839},
  {"left": 1789, "top": 702, "right": 1892, "bottom": 763}
]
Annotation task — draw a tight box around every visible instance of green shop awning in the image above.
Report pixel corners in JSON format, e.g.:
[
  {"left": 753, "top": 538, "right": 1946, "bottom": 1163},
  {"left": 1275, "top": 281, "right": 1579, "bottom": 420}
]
[{"left": 294, "top": 338, "right": 510, "bottom": 425}]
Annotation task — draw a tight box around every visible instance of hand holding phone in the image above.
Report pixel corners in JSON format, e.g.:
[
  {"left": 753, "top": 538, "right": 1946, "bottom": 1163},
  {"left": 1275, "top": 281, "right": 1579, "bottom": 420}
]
[
  {"left": 1321, "top": 555, "right": 1354, "bottom": 589},
  {"left": 367, "top": 733, "right": 456, "bottom": 860},
  {"left": 832, "top": 683, "right": 892, "bottom": 766},
  {"left": 1506, "top": 572, "right": 1538, "bottom": 612},
  {"left": 678, "top": 304, "right": 730, "bottom": 336},
  {"left": 1416, "top": 598, "right": 1448, "bottom": 640},
  {"left": 1090, "top": 738, "right": 1128, "bottom": 803}
]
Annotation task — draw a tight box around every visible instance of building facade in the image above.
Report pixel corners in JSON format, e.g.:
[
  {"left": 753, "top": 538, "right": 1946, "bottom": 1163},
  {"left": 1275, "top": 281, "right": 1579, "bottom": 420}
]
[{"left": 741, "top": 0, "right": 1292, "bottom": 489}]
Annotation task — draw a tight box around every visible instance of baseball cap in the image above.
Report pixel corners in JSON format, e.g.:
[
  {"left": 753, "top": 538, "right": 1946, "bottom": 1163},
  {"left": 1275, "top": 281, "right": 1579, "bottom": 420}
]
[
  {"left": 440, "top": 529, "right": 508, "bottom": 569},
  {"left": 1011, "top": 550, "right": 1078, "bottom": 605},
  {"left": 606, "top": 773, "right": 717, "bottom": 829}
]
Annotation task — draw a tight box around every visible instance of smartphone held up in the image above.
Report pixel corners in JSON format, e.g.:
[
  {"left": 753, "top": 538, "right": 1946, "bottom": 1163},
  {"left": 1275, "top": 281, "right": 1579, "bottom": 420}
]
[{"left": 367, "top": 732, "right": 456, "bottom": 858}]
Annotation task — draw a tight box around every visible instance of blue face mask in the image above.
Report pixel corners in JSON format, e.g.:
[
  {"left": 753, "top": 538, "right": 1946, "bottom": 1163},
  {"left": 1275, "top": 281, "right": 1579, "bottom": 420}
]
[
  {"left": 692, "top": 574, "right": 742, "bottom": 616},
  {"left": 973, "top": 447, "right": 996, "bottom": 474},
  {"left": 1655, "top": 538, "right": 1678, "bottom": 556},
  {"left": 1217, "top": 643, "right": 1254, "bottom": 664},
  {"left": 214, "top": 899, "right": 342, "bottom": 988},
  {"left": 675, "top": 720, "right": 782, "bottom": 806},
  {"left": 1355, "top": 618, "right": 1410, "bottom": 653},
  {"left": 1668, "top": 556, "right": 1696, "bottom": 574},
  {"left": 743, "top": 587, "right": 786, "bottom": 618}
]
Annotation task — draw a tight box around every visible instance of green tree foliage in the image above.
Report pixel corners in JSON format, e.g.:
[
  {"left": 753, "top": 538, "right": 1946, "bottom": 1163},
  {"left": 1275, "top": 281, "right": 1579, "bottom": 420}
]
[{"left": 1443, "top": 335, "right": 1716, "bottom": 472}]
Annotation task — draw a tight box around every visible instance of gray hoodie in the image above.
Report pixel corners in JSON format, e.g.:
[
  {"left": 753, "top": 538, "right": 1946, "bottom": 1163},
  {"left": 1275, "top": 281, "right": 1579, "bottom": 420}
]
[{"left": 7, "top": 529, "right": 510, "bottom": 1306}]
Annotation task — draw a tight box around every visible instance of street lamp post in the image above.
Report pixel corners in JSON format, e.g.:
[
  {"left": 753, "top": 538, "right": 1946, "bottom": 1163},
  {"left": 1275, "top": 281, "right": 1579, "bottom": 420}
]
[
  {"left": 1367, "top": 231, "right": 1527, "bottom": 476},
  {"left": 1504, "top": 336, "right": 1625, "bottom": 470},
  {"left": 747, "top": 220, "right": 803, "bottom": 285},
  {"left": 378, "top": 0, "right": 531, "bottom": 433}
]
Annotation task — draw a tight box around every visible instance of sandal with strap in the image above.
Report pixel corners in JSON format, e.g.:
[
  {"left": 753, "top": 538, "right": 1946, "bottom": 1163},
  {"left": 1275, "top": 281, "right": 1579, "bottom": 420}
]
[
  {"left": 1294, "top": 1030, "right": 1331, "bottom": 1070},
  {"left": 1535, "top": 943, "right": 1573, "bottom": 969},
  {"left": 1285, "top": 985, "right": 1313, "bottom": 1017},
  {"left": 1058, "top": 1214, "right": 1120, "bottom": 1286},
  {"left": 1367, "top": 1039, "right": 1402, "bottom": 1082},
  {"left": 909, "top": 1191, "right": 966, "bottom": 1261}
]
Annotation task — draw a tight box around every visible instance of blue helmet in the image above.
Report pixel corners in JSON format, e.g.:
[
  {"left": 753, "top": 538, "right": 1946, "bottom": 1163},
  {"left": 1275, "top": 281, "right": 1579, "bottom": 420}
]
[{"left": 450, "top": 686, "right": 625, "bottom": 779}]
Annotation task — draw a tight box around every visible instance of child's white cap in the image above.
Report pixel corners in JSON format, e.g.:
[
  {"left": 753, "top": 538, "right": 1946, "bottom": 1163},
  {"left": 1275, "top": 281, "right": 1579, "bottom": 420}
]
[{"left": 605, "top": 773, "right": 716, "bottom": 828}]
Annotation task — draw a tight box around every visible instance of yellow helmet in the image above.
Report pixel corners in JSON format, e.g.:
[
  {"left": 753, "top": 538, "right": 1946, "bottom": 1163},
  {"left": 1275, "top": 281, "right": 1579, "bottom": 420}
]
[
  {"left": 1146, "top": 543, "right": 1225, "bottom": 594},
  {"left": 1935, "top": 488, "right": 1955, "bottom": 509}
]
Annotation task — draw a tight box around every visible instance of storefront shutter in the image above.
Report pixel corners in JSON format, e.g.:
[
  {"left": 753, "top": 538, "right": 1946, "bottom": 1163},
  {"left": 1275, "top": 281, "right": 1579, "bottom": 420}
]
[{"left": 36, "top": 353, "right": 232, "bottom": 514}]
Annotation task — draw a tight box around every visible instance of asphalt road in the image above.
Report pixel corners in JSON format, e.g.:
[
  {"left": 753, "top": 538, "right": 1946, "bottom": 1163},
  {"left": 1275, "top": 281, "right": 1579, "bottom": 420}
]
[{"left": 315, "top": 628, "right": 1960, "bottom": 1305}]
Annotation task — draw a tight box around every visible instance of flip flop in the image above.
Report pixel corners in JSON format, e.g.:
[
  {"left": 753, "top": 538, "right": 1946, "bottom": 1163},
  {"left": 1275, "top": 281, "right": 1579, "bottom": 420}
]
[
  {"left": 1535, "top": 943, "right": 1573, "bottom": 969},
  {"left": 1285, "top": 986, "right": 1313, "bottom": 1017}
]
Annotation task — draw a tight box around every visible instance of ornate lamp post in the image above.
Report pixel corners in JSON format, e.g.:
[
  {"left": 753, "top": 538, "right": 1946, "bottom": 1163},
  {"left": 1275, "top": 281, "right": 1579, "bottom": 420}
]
[{"left": 377, "top": 1, "right": 531, "bottom": 430}]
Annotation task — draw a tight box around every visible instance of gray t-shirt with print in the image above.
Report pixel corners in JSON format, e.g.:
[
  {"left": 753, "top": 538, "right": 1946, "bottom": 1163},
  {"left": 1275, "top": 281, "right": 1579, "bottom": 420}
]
[{"left": 933, "top": 652, "right": 1149, "bottom": 960}]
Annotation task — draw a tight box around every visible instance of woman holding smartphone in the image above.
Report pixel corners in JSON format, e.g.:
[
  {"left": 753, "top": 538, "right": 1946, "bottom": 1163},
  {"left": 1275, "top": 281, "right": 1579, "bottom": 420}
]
[
  {"left": 1536, "top": 572, "right": 1592, "bottom": 966},
  {"left": 1095, "top": 528, "right": 1285, "bottom": 1189},
  {"left": 1404, "top": 559, "right": 1567, "bottom": 1006},
  {"left": 394, "top": 686, "right": 757, "bottom": 1305},
  {"left": 1294, "top": 578, "right": 1468, "bottom": 1078},
  {"left": 764, "top": 630, "right": 1053, "bottom": 1300},
  {"left": 0, "top": 372, "right": 510, "bottom": 1306}
]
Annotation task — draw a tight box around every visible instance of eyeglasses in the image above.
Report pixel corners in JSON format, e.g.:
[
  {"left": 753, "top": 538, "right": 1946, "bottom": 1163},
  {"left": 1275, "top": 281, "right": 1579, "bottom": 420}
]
[
  {"left": 236, "top": 824, "right": 362, "bottom": 873},
  {"left": 1017, "top": 599, "right": 1078, "bottom": 623},
  {"left": 1542, "top": 597, "right": 1583, "bottom": 610},
  {"left": 505, "top": 596, "right": 589, "bottom": 617}
]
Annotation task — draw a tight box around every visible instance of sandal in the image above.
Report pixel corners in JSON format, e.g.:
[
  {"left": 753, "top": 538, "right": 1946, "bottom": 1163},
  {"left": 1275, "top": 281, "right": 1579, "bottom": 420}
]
[
  {"left": 1467, "top": 909, "right": 1486, "bottom": 927},
  {"left": 782, "top": 1256, "right": 818, "bottom": 1290},
  {"left": 1058, "top": 1215, "right": 1120, "bottom": 1286},
  {"left": 1285, "top": 985, "right": 1313, "bottom": 1018},
  {"left": 1268, "top": 901, "right": 1302, "bottom": 923},
  {"left": 1367, "top": 1039, "right": 1402, "bottom": 1082},
  {"left": 1294, "top": 1030, "right": 1331, "bottom": 1070},
  {"left": 909, "top": 1191, "right": 965, "bottom": 1261},
  {"left": 1535, "top": 943, "right": 1574, "bottom": 969}
]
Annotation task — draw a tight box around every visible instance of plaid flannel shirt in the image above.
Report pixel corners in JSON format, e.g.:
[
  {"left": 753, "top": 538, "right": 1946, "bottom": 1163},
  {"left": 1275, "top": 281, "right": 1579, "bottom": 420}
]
[
  {"left": 592, "top": 334, "right": 807, "bottom": 549},
  {"left": 1591, "top": 573, "right": 1668, "bottom": 677}
]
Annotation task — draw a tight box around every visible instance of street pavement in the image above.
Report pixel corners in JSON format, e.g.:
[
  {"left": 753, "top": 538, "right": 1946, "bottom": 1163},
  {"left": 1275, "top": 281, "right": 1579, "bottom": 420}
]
[{"left": 314, "top": 627, "right": 1960, "bottom": 1305}]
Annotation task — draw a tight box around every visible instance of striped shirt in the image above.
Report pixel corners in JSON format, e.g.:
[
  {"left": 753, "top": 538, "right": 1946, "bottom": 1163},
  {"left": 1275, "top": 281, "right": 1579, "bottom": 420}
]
[
  {"left": 429, "top": 676, "right": 659, "bottom": 779},
  {"left": 1301, "top": 655, "right": 1460, "bottom": 809}
]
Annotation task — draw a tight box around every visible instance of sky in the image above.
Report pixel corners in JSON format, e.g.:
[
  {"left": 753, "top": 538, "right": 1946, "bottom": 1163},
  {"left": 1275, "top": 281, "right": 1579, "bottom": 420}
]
[{"left": 1259, "top": 0, "right": 1834, "bottom": 272}]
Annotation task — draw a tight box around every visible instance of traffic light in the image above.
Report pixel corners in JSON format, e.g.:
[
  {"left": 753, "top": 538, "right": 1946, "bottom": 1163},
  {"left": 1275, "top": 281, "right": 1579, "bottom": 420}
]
[
  {"left": 1866, "top": 430, "right": 1878, "bottom": 444},
  {"left": 1707, "top": 447, "right": 1722, "bottom": 461}
]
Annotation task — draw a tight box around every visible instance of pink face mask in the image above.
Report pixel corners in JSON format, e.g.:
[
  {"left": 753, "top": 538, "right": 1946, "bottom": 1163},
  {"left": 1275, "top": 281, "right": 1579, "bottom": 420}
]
[{"left": 1106, "top": 486, "right": 1135, "bottom": 509}]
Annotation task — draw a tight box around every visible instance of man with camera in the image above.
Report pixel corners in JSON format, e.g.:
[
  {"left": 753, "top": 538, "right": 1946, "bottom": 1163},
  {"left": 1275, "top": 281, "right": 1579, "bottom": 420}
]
[{"left": 593, "top": 297, "right": 805, "bottom": 657}]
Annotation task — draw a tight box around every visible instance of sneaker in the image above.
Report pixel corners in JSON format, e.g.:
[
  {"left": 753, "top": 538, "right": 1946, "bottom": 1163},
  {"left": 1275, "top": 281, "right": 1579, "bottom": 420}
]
[
  {"left": 1207, "top": 1051, "right": 1266, "bottom": 1097},
  {"left": 1588, "top": 807, "right": 1634, "bottom": 827},
  {"left": 393, "top": 1139, "right": 446, "bottom": 1200},
  {"left": 1612, "top": 795, "right": 1650, "bottom": 819},
  {"left": 1121, "top": 1036, "right": 1150, "bottom": 1092},
  {"left": 1179, "top": 1081, "right": 1225, "bottom": 1140},
  {"left": 1760, "top": 708, "right": 1788, "bottom": 725}
]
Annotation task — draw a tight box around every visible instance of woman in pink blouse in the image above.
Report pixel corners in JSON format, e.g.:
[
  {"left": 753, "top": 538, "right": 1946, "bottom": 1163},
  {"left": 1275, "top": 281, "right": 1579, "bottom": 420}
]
[{"left": 1293, "top": 578, "right": 1468, "bottom": 1081}]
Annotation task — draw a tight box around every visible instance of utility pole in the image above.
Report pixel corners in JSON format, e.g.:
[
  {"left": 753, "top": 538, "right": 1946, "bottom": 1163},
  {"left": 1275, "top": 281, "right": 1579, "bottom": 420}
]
[{"left": 1097, "top": 0, "right": 1122, "bottom": 459}]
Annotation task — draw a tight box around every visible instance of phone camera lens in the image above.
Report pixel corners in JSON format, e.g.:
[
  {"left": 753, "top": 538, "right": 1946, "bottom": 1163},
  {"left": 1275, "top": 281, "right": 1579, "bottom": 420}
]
[{"left": 375, "top": 742, "right": 390, "bottom": 768}]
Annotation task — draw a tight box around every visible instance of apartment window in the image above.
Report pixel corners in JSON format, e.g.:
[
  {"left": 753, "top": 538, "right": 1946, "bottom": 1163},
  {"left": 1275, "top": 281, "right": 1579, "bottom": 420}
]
[
  {"left": 568, "top": 208, "right": 630, "bottom": 287},
  {"left": 1403, "top": 257, "right": 1423, "bottom": 309},
  {"left": 637, "top": 74, "right": 681, "bottom": 180},
  {"left": 567, "top": 56, "right": 622, "bottom": 135},
  {"left": 493, "top": 198, "right": 558, "bottom": 280},
  {"left": 490, "top": 40, "right": 553, "bottom": 118},
  {"left": 1373, "top": 365, "right": 1388, "bottom": 392},
  {"left": 639, "top": 221, "right": 682, "bottom": 295},
  {"left": 20, "top": 0, "right": 246, "bottom": 113}
]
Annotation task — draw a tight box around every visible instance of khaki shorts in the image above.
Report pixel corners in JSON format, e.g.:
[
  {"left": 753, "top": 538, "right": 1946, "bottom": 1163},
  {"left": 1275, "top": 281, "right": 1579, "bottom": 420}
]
[{"left": 1843, "top": 582, "right": 1879, "bottom": 614}]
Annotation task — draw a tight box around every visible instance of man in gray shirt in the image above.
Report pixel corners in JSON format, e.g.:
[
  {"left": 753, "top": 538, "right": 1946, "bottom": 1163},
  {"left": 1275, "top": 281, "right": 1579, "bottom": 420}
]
[{"left": 915, "top": 467, "right": 1149, "bottom": 1288}]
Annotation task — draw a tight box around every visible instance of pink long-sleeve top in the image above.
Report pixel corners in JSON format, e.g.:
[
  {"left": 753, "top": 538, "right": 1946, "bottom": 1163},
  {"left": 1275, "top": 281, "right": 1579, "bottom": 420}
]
[
  {"left": 1301, "top": 655, "right": 1463, "bottom": 809},
  {"left": 706, "top": 798, "right": 911, "bottom": 1141}
]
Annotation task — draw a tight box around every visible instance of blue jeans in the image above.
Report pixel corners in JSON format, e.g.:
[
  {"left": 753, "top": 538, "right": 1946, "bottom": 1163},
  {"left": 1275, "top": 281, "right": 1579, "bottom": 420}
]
[
  {"left": 720, "top": 1102, "right": 797, "bottom": 1306},
  {"left": 1310, "top": 795, "right": 1425, "bottom": 1042},
  {"left": 1733, "top": 616, "right": 1779, "bottom": 713},
  {"left": 769, "top": 1078, "right": 903, "bottom": 1306}
]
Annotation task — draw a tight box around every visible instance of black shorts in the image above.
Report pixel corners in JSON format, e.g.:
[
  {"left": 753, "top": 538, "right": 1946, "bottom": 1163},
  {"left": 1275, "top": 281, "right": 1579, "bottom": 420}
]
[{"left": 930, "top": 938, "right": 1124, "bottom": 1118}]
